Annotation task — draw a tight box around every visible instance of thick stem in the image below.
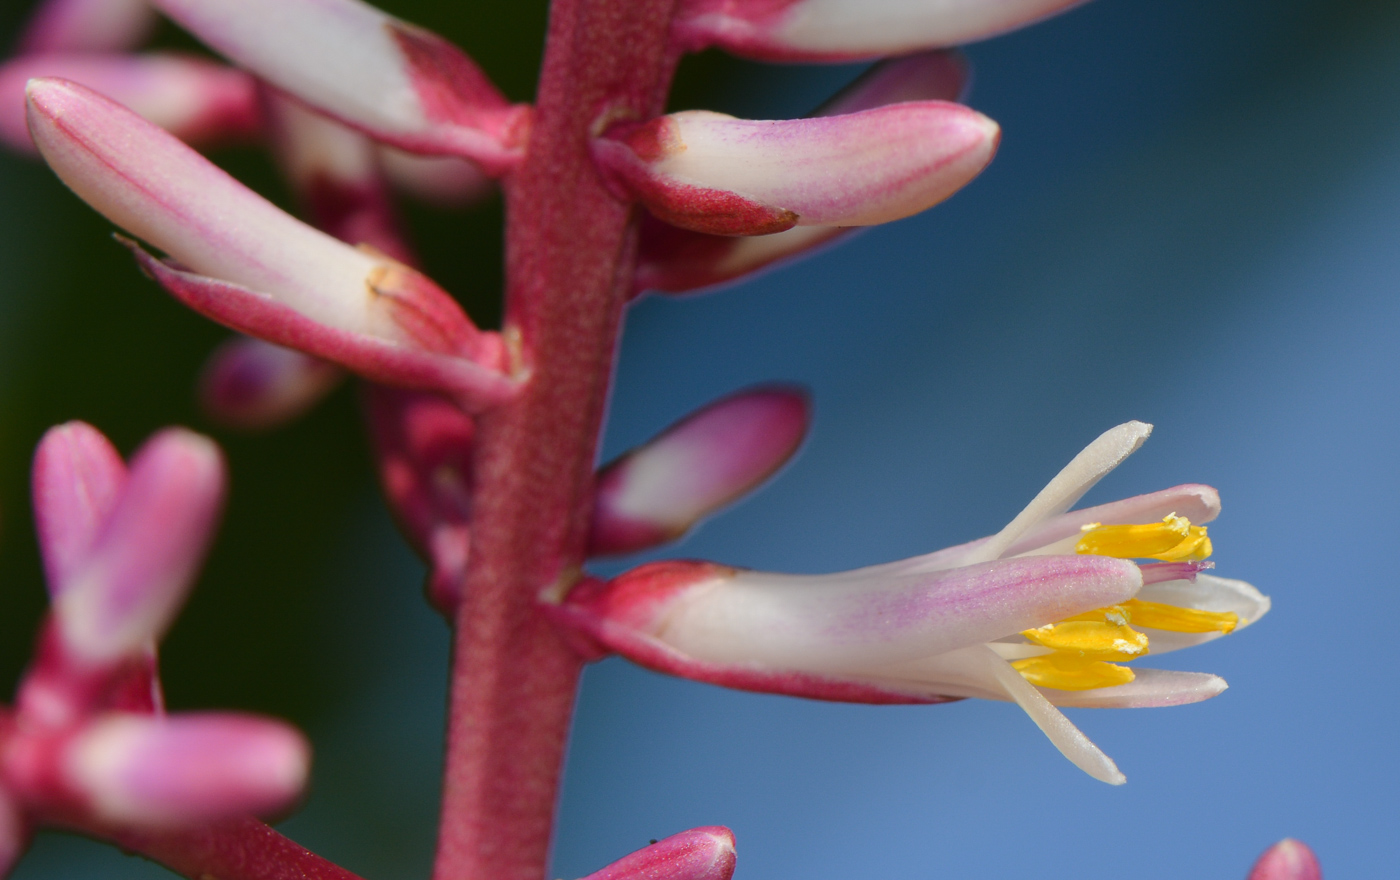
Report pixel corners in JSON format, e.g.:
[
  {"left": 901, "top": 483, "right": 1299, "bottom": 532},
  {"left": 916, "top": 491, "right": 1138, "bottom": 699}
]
[
  {"left": 430, "top": 2, "right": 680, "bottom": 880},
  {"left": 88, "top": 817, "right": 364, "bottom": 880}
]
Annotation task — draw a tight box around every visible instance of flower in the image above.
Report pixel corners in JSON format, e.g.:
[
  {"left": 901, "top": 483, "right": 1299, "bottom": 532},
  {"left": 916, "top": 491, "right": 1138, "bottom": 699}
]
[{"left": 551, "top": 422, "right": 1269, "bottom": 784}]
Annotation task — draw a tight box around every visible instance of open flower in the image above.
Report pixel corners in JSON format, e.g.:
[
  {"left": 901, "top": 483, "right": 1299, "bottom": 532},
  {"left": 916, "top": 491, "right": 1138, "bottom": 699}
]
[{"left": 551, "top": 422, "right": 1269, "bottom": 784}]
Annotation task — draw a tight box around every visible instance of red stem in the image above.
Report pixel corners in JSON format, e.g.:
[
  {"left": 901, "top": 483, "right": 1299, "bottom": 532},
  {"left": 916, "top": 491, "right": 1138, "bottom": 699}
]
[
  {"left": 80, "top": 817, "right": 364, "bottom": 880},
  {"left": 430, "top": 2, "right": 681, "bottom": 880}
]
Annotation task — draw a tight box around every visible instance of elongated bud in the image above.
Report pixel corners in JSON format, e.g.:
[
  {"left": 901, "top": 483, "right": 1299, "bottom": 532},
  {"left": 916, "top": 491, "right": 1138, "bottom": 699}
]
[
  {"left": 364, "top": 387, "right": 474, "bottom": 613},
  {"left": 54, "top": 429, "right": 224, "bottom": 666},
  {"left": 379, "top": 148, "right": 493, "bottom": 208},
  {"left": 589, "top": 387, "right": 809, "bottom": 555},
  {"left": 0, "top": 54, "right": 260, "bottom": 155},
  {"left": 199, "top": 338, "right": 343, "bottom": 432},
  {"left": 150, "top": 0, "right": 527, "bottom": 174},
  {"left": 1248, "top": 840, "right": 1322, "bottom": 880},
  {"left": 594, "top": 103, "right": 998, "bottom": 235},
  {"left": 583, "top": 827, "right": 736, "bottom": 880},
  {"left": 17, "top": 0, "right": 157, "bottom": 54},
  {"left": 32, "top": 421, "right": 127, "bottom": 593},
  {"left": 27, "top": 79, "right": 516, "bottom": 409},
  {"left": 673, "top": 0, "right": 1087, "bottom": 61},
  {"left": 637, "top": 50, "right": 967, "bottom": 294},
  {"left": 64, "top": 714, "right": 309, "bottom": 825}
]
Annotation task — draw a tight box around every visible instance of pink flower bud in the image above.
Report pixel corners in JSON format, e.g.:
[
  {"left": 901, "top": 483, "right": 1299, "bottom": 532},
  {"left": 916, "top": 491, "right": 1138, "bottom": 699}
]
[
  {"left": 17, "top": 0, "right": 157, "bottom": 54},
  {"left": 199, "top": 338, "right": 343, "bottom": 432},
  {"left": 31, "top": 421, "right": 127, "bottom": 594},
  {"left": 64, "top": 714, "right": 309, "bottom": 826},
  {"left": 26, "top": 79, "right": 517, "bottom": 410},
  {"left": 673, "top": 0, "right": 1087, "bottom": 61},
  {"left": 589, "top": 386, "right": 809, "bottom": 555},
  {"left": 150, "top": 0, "right": 527, "bottom": 174},
  {"left": 593, "top": 102, "right": 999, "bottom": 235},
  {"left": 54, "top": 429, "right": 224, "bottom": 666},
  {"left": 0, "top": 53, "right": 260, "bottom": 156},
  {"left": 364, "top": 387, "right": 475, "bottom": 612},
  {"left": 1248, "top": 839, "right": 1323, "bottom": 880},
  {"left": 583, "top": 827, "right": 736, "bottom": 880}
]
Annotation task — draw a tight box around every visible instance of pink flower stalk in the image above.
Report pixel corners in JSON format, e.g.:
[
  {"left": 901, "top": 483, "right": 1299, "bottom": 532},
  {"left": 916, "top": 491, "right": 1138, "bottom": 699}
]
[
  {"left": 552, "top": 422, "right": 1269, "bottom": 784},
  {"left": 593, "top": 101, "right": 999, "bottom": 235},
  {"left": 581, "top": 827, "right": 736, "bottom": 880},
  {"left": 1248, "top": 839, "right": 1323, "bottom": 880},
  {"left": 25, "top": 78, "right": 518, "bottom": 411},
  {"left": 672, "top": 0, "right": 1088, "bottom": 61},
  {"left": 16, "top": 0, "right": 156, "bottom": 54},
  {"left": 635, "top": 49, "right": 969, "bottom": 295},
  {"left": 0, "top": 53, "right": 260, "bottom": 154},
  {"left": 589, "top": 386, "right": 810, "bottom": 555},
  {"left": 149, "top": 0, "right": 529, "bottom": 174},
  {"left": 199, "top": 337, "right": 344, "bottom": 432}
]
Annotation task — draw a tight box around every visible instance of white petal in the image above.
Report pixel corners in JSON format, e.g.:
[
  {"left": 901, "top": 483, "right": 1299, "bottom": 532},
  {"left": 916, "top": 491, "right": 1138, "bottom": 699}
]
[{"left": 1041, "top": 669, "right": 1227, "bottom": 708}]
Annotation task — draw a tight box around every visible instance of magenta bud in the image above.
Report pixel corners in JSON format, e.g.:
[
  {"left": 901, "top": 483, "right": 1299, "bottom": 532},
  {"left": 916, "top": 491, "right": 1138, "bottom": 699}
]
[
  {"left": 589, "top": 387, "right": 809, "bottom": 556},
  {"left": 673, "top": 0, "right": 1087, "bottom": 62},
  {"left": 0, "top": 53, "right": 260, "bottom": 155},
  {"left": 594, "top": 102, "right": 999, "bottom": 236},
  {"left": 17, "top": 0, "right": 157, "bottom": 54},
  {"left": 151, "top": 0, "right": 527, "bottom": 173},
  {"left": 54, "top": 429, "right": 225, "bottom": 666},
  {"left": 199, "top": 337, "right": 344, "bottom": 432},
  {"left": 64, "top": 713, "right": 310, "bottom": 826},
  {"left": 582, "top": 827, "right": 736, "bottom": 880},
  {"left": 32, "top": 421, "right": 127, "bottom": 593},
  {"left": 1248, "top": 839, "right": 1322, "bottom": 880}
]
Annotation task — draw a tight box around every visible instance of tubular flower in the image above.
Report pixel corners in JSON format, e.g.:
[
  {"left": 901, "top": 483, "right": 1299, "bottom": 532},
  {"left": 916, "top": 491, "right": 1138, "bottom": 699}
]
[{"left": 551, "top": 422, "right": 1269, "bottom": 784}]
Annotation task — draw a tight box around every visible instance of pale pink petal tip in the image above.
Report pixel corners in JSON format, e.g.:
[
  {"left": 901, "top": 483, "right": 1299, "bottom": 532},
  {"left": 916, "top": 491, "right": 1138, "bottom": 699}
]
[
  {"left": 54, "top": 428, "right": 225, "bottom": 665},
  {"left": 0, "top": 54, "right": 260, "bottom": 155},
  {"left": 594, "top": 103, "right": 999, "bottom": 235},
  {"left": 66, "top": 714, "right": 310, "bottom": 826},
  {"left": 674, "top": 0, "right": 1087, "bottom": 61},
  {"left": 18, "top": 0, "right": 157, "bottom": 54},
  {"left": 583, "top": 827, "right": 736, "bottom": 880},
  {"left": 817, "top": 50, "right": 970, "bottom": 115},
  {"left": 32, "top": 421, "right": 127, "bottom": 593},
  {"left": 1248, "top": 839, "right": 1322, "bottom": 880},
  {"left": 589, "top": 386, "right": 810, "bottom": 556},
  {"left": 200, "top": 337, "right": 343, "bottom": 431},
  {"left": 151, "top": 0, "right": 526, "bottom": 173}
]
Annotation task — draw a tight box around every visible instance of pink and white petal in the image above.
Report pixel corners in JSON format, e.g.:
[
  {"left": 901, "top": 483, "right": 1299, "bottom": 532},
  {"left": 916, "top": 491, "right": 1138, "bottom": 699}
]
[
  {"left": 1131, "top": 573, "right": 1271, "bottom": 657},
  {"left": 151, "top": 0, "right": 524, "bottom": 172},
  {"left": 816, "top": 49, "right": 969, "bottom": 115},
  {"left": 596, "top": 104, "right": 998, "bottom": 232},
  {"left": 1006, "top": 482, "right": 1221, "bottom": 557},
  {"left": 54, "top": 428, "right": 225, "bottom": 665},
  {"left": 379, "top": 148, "right": 494, "bottom": 208},
  {"left": 635, "top": 217, "right": 848, "bottom": 296},
  {"left": 589, "top": 386, "right": 810, "bottom": 556},
  {"left": 582, "top": 828, "right": 736, "bottom": 880},
  {"left": 1248, "top": 840, "right": 1323, "bottom": 880},
  {"left": 64, "top": 713, "right": 309, "bottom": 826},
  {"left": 199, "top": 338, "right": 343, "bottom": 431},
  {"left": 17, "top": 0, "right": 157, "bottom": 54},
  {"left": 674, "top": 0, "right": 1088, "bottom": 62},
  {"left": 32, "top": 421, "right": 127, "bottom": 593},
  {"left": 1035, "top": 669, "right": 1228, "bottom": 708},
  {"left": 0, "top": 54, "right": 260, "bottom": 155}
]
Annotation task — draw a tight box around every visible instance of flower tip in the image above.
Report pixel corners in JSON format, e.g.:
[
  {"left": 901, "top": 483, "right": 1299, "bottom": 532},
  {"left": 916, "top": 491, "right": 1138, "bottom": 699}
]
[
  {"left": 1248, "top": 838, "right": 1322, "bottom": 880},
  {"left": 32, "top": 420, "right": 127, "bottom": 592},
  {"left": 583, "top": 826, "right": 737, "bottom": 880}
]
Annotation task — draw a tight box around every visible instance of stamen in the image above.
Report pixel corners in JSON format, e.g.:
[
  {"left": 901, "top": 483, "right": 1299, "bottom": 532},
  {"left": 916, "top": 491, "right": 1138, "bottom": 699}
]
[
  {"left": 1012, "top": 654, "right": 1136, "bottom": 691},
  {"left": 1121, "top": 598, "right": 1238, "bottom": 634},
  {"left": 1139, "top": 560, "right": 1213, "bottom": 585},
  {"left": 1021, "top": 612, "right": 1149, "bottom": 660},
  {"left": 1075, "top": 514, "right": 1212, "bottom": 561}
]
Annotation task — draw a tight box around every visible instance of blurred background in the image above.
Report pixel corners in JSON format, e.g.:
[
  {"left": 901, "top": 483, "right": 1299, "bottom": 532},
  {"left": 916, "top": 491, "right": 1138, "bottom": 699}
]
[{"left": 1, "top": 0, "right": 1397, "bottom": 877}]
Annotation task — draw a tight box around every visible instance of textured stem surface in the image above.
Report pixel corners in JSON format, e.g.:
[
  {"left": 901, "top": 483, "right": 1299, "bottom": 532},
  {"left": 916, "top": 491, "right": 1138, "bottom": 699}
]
[
  {"left": 97, "top": 817, "right": 364, "bottom": 880},
  {"left": 431, "top": 2, "right": 680, "bottom": 880}
]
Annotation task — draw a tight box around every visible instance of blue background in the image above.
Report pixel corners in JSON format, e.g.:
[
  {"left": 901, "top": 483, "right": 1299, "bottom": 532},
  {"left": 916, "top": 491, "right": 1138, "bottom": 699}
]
[{"left": 1, "top": 0, "right": 1397, "bottom": 877}]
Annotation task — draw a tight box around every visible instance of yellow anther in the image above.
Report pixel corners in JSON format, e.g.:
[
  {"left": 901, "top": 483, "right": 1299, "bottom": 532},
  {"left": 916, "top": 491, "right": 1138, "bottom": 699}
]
[
  {"left": 1012, "top": 654, "right": 1136, "bottom": 691},
  {"left": 1075, "top": 513, "right": 1212, "bottom": 561},
  {"left": 1121, "top": 598, "right": 1238, "bottom": 634},
  {"left": 1021, "top": 616, "right": 1149, "bottom": 660}
]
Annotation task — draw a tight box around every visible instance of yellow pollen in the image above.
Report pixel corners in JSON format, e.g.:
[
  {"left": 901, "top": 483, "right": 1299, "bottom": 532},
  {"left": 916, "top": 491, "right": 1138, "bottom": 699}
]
[
  {"left": 1075, "top": 513, "right": 1212, "bottom": 561},
  {"left": 1021, "top": 613, "right": 1149, "bottom": 660},
  {"left": 1011, "top": 654, "right": 1136, "bottom": 690},
  {"left": 1121, "top": 598, "right": 1238, "bottom": 634}
]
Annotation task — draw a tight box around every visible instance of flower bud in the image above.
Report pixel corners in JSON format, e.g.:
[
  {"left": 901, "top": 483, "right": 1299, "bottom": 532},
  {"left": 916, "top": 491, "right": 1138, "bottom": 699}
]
[
  {"left": 583, "top": 827, "right": 736, "bottom": 880},
  {"left": 64, "top": 713, "right": 309, "bottom": 826},
  {"left": 589, "top": 387, "right": 809, "bottom": 555},
  {"left": 17, "top": 0, "right": 157, "bottom": 54},
  {"left": 31, "top": 421, "right": 127, "bottom": 593},
  {"left": 199, "top": 338, "right": 343, "bottom": 432},
  {"left": 1248, "top": 839, "right": 1323, "bottom": 880},
  {"left": 594, "top": 103, "right": 998, "bottom": 235},
  {"left": 0, "top": 54, "right": 260, "bottom": 155},
  {"left": 151, "top": 0, "right": 527, "bottom": 173},
  {"left": 379, "top": 148, "right": 493, "bottom": 208}
]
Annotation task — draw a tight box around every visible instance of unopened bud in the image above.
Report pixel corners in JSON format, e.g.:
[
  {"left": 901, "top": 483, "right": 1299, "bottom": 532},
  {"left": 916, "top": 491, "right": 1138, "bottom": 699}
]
[
  {"left": 200, "top": 338, "right": 343, "bottom": 432},
  {"left": 32, "top": 421, "right": 127, "bottom": 593},
  {"left": 583, "top": 827, "right": 736, "bottom": 880}
]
